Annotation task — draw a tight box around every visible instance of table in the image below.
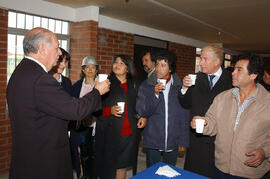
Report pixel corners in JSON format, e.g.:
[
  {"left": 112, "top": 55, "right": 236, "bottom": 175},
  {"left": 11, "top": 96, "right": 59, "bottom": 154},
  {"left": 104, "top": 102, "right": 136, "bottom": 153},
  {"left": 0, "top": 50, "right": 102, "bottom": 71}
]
[{"left": 131, "top": 162, "right": 210, "bottom": 179}]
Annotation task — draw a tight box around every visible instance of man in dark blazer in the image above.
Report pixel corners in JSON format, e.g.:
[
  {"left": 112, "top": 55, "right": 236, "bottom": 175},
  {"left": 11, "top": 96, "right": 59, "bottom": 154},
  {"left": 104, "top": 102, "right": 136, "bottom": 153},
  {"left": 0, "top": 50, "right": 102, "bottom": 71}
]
[
  {"left": 179, "top": 44, "right": 232, "bottom": 178},
  {"left": 6, "top": 27, "right": 110, "bottom": 179}
]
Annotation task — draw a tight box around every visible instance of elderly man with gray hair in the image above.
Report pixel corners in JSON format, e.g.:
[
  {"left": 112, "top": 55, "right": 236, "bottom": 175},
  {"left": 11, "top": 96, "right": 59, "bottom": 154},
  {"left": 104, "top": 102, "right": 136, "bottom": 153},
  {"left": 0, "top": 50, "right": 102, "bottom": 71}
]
[
  {"left": 179, "top": 44, "right": 233, "bottom": 177},
  {"left": 7, "top": 27, "right": 110, "bottom": 179}
]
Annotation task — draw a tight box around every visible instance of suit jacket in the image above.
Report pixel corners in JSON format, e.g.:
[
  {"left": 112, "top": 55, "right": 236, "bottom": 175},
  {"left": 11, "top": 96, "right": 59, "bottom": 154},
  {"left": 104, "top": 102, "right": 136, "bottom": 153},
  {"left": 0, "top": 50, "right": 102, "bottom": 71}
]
[
  {"left": 7, "top": 58, "right": 102, "bottom": 179},
  {"left": 136, "top": 72, "right": 190, "bottom": 150},
  {"left": 179, "top": 69, "right": 232, "bottom": 177}
]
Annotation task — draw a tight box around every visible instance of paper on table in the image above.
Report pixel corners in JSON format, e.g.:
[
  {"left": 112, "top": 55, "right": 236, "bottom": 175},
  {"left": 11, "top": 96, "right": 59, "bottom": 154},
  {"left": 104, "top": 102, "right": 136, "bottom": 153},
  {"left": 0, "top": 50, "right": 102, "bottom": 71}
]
[{"left": 155, "top": 165, "right": 181, "bottom": 178}]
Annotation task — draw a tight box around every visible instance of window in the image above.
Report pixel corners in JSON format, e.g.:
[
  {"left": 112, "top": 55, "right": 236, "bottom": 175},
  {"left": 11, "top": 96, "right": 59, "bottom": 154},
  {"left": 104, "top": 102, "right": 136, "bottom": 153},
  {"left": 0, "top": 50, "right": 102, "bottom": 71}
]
[
  {"left": 7, "top": 11, "right": 70, "bottom": 81},
  {"left": 224, "top": 53, "right": 231, "bottom": 68},
  {"left": 195, "top": 48, "right": 201, "bottom": 73}
]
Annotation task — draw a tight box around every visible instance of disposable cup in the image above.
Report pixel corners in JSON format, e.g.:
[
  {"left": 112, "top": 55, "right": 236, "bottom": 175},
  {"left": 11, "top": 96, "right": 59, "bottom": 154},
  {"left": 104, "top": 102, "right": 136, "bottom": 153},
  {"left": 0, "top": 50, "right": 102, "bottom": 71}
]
[
  {"left": 117, "top": 102, "right": 125, "bottom": 113},
  {"left": 188, "top": 74, "right": 197, "bottom": 85},
  {"left": 98, "top": 74, "right": 108, "bottom": 82},
  {"left": 195, "top": 119, "right": 205, "bottom": 133},
  {"left": 158, "top": 79, "right": 166, "bottom": 88}
]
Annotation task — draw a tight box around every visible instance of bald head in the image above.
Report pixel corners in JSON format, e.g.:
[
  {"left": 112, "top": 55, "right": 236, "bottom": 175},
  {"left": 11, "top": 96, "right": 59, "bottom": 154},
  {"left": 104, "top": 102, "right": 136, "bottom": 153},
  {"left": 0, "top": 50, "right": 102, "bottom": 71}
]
[
  {"left": 23, "top": 27, "right": 61, "bottom": 71},
  {"left": 23, "top": 27, "right": 54, "bottom": 55}
]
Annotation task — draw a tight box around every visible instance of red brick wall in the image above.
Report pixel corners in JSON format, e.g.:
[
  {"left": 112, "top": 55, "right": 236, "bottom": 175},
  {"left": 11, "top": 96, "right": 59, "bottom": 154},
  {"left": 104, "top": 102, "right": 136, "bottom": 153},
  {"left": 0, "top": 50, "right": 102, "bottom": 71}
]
[
  {"left": 97, "top": 28, "right": 134, "bottom": 74},
  {"left": 169, "top": 42, "right": 196, "bottom": 79},
  {"left": 69, "top": 20, "right": 98, "bottom": 83},
  {"left": 0, "top": 8, "right": 10, "bottom": 175}
]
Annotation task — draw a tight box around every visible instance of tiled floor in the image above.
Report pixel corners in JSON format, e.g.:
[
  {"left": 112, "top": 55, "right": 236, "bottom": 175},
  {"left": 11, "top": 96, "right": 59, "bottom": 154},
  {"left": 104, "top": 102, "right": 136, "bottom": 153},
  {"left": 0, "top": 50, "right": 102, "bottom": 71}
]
[{"left": 0, "top": 174, "right": 8, "bottom": 179}]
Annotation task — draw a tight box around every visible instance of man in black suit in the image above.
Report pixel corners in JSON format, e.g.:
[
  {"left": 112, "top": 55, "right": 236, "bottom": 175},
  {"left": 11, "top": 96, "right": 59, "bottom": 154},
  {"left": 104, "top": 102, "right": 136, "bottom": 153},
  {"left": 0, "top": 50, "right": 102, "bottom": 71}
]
[
  {"left": 6, "top": 27, "right": 110, "bottom": 179},
  {"left": 180, "top": 44, "right": 232, "bottom": 177}
]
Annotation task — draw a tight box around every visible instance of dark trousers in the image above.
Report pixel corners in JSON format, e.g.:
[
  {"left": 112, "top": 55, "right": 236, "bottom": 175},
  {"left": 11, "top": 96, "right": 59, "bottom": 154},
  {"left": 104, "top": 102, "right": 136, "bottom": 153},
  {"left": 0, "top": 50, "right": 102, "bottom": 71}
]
[
  {"left": 214, "top": 167, "right": 248, "bottom": 179},
  {"left": 80, "top": 128, "right": 96, "bottom": 179},
  {"left": 146, "top": 148, "right": 178, "bottom": 168}
]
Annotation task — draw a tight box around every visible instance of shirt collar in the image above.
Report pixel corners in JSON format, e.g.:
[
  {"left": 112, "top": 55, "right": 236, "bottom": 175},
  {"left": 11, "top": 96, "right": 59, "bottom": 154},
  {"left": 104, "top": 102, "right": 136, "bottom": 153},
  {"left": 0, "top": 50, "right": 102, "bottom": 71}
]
[
  {"left": 82, "top": 78, "right": 96, "bottom": 86},
  {"left": 209, "top": 67, "right": 222, "bottom": 78},
  {"left": 58, "top": 74, "right": 63, "bottom": 83},
  {"left": 232, "top": 85, "right": 258, "bottom": 101},
  {"left": 25, "top": 56, "right": 47, "bottom": 72},
  {"left": 148, "top": 68, "right": 155, "bottom": 78}
]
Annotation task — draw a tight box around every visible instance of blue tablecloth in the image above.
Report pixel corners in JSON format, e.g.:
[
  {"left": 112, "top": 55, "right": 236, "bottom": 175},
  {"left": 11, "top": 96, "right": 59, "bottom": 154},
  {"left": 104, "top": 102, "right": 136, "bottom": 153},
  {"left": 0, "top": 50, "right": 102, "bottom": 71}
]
[{"left": 131, "top": 162, "right": 210, "bottom": 179}]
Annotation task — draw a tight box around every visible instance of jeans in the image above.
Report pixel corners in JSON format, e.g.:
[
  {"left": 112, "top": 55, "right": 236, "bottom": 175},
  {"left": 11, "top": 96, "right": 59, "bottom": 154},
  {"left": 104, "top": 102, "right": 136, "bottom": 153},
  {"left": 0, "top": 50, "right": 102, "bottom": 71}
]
[
  {"left": 214, "top": 167, "right": 248, "bottom": 179},
  {"left": 146, "top": 148, "right": 178, "bottom": 168}
]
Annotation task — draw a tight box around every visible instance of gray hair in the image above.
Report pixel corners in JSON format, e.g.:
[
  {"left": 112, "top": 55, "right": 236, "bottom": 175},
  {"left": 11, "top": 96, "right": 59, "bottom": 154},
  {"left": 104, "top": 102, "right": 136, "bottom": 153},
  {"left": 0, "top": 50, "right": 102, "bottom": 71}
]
[
  {"left": 202, "top": 44, "right": 224, "bottom": 65},
  {"left": 23, "top": 28, "right": 53, "bottom": 55}
]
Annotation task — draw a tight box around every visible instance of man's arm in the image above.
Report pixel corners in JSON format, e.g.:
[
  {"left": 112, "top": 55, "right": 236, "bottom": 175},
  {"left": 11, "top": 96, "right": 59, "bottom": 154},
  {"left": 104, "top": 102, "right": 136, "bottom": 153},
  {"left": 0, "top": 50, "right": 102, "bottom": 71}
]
[
  {"left": 178, "top": 75, "right": 193, "bottom": 109},
  {"left": 202, "top": 96, "right": 219, "bottom": 136},
  {"left": 34, "top": 74, "right": 106, "bottom": 121},
  {"left": 190, "top": 96, "right": 219, "bottom": 136},
  {"left": 244, "top": 128, "right": 270, "bottom": 167}
]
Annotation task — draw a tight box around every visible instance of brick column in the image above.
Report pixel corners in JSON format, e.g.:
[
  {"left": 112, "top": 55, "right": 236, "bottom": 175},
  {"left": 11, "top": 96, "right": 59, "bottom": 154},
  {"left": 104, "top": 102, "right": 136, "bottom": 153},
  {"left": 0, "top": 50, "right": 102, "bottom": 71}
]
[
  {"left": 69, "top": 20, "right": 98, "bottom": 83},
  {"left": 169, "top": 42, "right": 196, "bottom": 79},
  {"left": 0, "top": 8, "right": 10, "bottom": 176}
]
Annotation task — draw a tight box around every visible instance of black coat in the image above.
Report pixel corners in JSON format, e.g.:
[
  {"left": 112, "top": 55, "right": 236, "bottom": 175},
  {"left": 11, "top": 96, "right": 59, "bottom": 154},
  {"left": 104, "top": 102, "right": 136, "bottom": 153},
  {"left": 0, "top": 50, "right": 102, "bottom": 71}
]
[
  {"left": 7, "top": 58, "right": 102, "bottom": 179},
  {"left": 95, "top": 75, "right": 138, "bottom": 179},
  {"left": 179, "top": 69, "right": 232, "bottom": 178},
  {"left": 60, "top": 75, "right": 72, "bottom": 95}
]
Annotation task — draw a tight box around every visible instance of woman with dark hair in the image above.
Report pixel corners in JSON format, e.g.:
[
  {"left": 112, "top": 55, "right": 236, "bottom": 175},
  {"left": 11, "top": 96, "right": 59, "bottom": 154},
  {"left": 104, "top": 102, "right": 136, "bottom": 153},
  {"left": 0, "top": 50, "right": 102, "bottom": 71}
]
[
  {"left": 49, "top": 47, "right": 72, "bottom": 95},
  {"left": 70, "top": 56, "right": 100, "bottom": 179},
  {"left": 95, "top": 55, "right": 138, "bottom": 179}
]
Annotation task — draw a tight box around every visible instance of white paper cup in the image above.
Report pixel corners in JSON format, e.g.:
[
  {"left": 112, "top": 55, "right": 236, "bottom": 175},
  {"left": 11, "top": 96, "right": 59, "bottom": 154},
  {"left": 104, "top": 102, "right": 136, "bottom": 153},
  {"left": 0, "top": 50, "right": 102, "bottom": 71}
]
[
  {"left": 98, "top": 74, "right": 108, "bottom": 82},
  {"left": 158, "top": 79, "right": 166, "bottom": 88},
  {"left": 195, "top": 119, "right": 205, "bottom": 133},
  {"left": 188, "top": 74, "right": 197, "bottom": 85},
  {"left": 117, "top": 102, "right": 125, "bottom": 113}
]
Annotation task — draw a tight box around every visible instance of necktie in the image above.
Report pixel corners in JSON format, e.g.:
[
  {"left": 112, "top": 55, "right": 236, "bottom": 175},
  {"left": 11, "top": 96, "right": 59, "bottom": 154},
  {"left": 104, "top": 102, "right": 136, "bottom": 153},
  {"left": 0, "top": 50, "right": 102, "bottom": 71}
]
[{"left": 209, "top": 75, "right": 216, "bottom": 89}]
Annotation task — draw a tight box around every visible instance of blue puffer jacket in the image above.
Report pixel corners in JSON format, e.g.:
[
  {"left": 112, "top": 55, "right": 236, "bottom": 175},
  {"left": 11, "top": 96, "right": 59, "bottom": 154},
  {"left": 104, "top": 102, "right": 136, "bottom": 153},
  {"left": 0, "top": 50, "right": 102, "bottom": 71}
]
[{"left": 136, "top": 72, "right": 190, "bottom": 150}]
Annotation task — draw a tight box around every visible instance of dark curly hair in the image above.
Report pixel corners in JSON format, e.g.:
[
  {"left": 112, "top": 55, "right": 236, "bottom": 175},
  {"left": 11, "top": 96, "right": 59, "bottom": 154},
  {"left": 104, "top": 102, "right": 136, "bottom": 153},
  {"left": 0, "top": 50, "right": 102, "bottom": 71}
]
[{"left": 154, "top": 50, "right": 177, "bottom": 74}]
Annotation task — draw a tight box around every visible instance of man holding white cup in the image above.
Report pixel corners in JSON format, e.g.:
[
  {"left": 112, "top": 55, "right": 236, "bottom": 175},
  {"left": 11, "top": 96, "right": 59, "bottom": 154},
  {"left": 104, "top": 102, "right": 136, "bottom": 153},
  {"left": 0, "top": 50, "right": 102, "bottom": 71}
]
[
  {"left": 190, "top": 54, "right": 270, "bottom": 179},
  {"left": 136, "top": 50, "right": 190, "bottom": 168},
  {"left": 179, "top": 44, "right": 233, "bottom": 178}
]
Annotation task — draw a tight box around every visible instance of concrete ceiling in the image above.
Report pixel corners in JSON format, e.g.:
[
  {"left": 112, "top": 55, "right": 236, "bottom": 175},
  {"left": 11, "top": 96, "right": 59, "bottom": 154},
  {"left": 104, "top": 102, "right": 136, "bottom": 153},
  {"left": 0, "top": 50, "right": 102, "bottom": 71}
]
[{"left": 45, "top": 0, "right": 270, "bottom": 54}]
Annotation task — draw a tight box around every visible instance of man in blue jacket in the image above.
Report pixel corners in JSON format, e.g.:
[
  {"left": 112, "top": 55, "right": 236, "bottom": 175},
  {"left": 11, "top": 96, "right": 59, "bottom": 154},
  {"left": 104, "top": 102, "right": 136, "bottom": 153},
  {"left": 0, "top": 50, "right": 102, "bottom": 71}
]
[{"left": 136, "top": 50, "right": 189, "bottom": 167}]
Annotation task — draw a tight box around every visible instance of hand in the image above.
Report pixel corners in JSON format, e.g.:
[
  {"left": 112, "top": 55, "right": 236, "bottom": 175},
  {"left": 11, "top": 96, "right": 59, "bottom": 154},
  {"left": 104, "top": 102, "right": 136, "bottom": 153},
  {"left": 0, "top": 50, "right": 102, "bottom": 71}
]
[
  {"left": 182, "top": 75, "right": 192, "bottom": 90},
  {"left": 155, "top": 82, "right": 164, "bottom": 95},
  {"left": 244, "top": 148, "right": 265, "bottom": 167},
  {"left": 190, "top": 116, "right": 207, "bottom": 129},
  {"left": 137, "top": 117, "right": 147, "bottom": 128},
  {"left": 178, "top": 146, "right": 186, "bottom": 152},
  {"left": 111, "top": 105, "right": 123, "bottom": 117},
  {"left": 95, "top": 79, "right": 110, "bottom": 95}
]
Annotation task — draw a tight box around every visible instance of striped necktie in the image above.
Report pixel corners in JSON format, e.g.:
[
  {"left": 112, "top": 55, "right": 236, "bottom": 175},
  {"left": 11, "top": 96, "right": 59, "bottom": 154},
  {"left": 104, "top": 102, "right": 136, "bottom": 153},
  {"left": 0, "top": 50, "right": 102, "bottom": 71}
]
[{"left": 209, "top": 75, "right": 216, "bottom": 89}]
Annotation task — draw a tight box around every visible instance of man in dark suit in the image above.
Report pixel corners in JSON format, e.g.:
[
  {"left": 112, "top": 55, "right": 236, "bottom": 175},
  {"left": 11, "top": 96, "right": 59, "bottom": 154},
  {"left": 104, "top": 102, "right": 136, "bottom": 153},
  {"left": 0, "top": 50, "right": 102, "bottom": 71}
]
[
  {"left": 179, "top": 44, "right": 232, "bottom": 177},
  {"left": 6, "top": 27, "right": 110, "bottom": 179}
]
